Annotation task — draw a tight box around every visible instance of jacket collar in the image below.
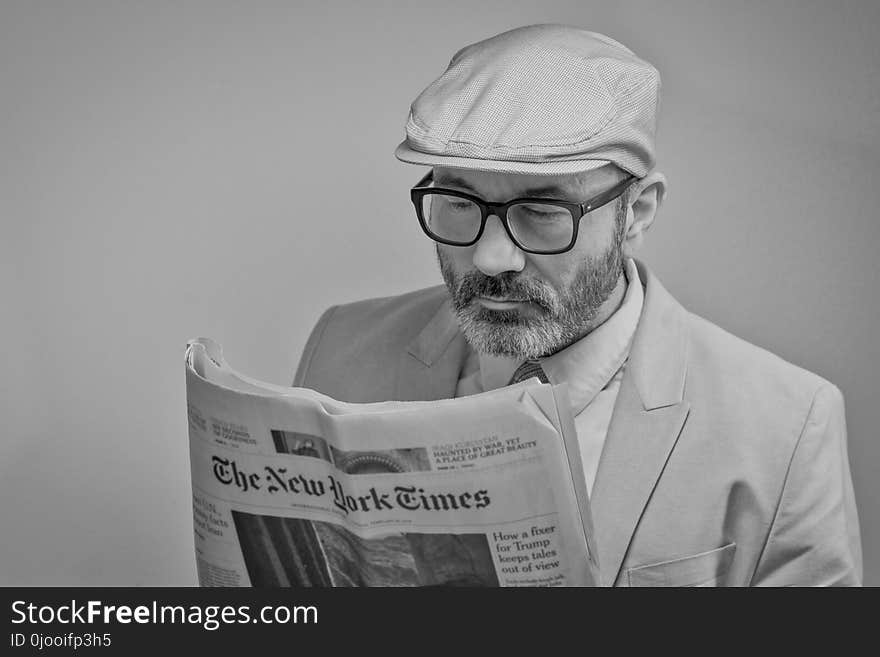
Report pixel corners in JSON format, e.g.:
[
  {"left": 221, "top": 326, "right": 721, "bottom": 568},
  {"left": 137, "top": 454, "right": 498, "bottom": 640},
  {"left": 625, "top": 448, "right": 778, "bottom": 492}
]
[
  {"left": 395, "top": 296, "right": 466, "bottom": 402},
  {"left": 590, "top": 259, "right": 691, "bottom": 585},
  {"left": 626, "top": 259, "right": 689, "bottom": 410}
]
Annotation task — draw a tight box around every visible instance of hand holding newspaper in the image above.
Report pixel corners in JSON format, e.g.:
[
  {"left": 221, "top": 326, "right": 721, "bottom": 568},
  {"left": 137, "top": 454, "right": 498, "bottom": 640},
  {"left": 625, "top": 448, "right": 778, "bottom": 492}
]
[{"left": 186, "top": 337, "right": 600, "bottom": 586}]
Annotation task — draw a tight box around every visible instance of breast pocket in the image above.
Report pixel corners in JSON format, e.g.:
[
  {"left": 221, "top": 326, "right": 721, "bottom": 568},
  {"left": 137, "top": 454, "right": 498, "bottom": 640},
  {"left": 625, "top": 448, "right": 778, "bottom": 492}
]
[{"left": 625, "top": 542, "right": 737, "bottom": 587}]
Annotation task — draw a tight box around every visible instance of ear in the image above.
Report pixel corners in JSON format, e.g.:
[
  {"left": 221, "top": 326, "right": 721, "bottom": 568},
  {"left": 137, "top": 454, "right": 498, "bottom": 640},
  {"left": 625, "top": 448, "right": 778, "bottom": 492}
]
[{"left": 621, "top": 170, "right": 667, "bottom": 258}]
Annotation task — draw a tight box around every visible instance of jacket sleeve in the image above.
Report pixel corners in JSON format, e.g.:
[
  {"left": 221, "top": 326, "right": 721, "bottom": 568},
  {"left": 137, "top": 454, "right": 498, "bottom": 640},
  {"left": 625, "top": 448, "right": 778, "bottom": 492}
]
[
  {"left": 292, "top": 305, "right": 338, "bottom": 387},
  {"left": 751, "top": 383, "right": 863, "bottom": 586}
]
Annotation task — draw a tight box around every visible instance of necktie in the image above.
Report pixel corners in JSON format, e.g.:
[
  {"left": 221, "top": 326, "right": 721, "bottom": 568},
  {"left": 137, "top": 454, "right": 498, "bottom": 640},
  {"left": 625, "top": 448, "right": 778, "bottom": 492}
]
[{"left": 507, "top": 360, "right": 549, "bottom": 385}]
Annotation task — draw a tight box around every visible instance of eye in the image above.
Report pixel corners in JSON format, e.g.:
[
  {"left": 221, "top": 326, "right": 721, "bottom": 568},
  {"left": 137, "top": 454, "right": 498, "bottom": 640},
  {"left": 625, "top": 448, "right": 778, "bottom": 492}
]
[
  {"left": 440, "top": 198, "right": 475, "bottom": 213},
  {"left": 519, "top": 204, "right": 567, "bottom": 221}
]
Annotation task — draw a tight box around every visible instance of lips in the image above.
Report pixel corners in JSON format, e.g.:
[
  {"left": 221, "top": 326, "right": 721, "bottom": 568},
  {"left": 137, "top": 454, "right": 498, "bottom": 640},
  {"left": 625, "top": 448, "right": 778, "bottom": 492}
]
[
  {"left": 452, "top": 273, "right": 553, "bottom": 314},
  {"left": 476, "top": 297, "right": 533, "bottom": 311}
]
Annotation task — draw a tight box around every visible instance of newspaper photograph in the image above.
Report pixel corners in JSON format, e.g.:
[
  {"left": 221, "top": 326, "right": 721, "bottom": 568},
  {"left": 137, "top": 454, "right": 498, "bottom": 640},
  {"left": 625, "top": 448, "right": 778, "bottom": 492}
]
[{"left": 186, "top": 337, "right": 600, "bottom": 587}]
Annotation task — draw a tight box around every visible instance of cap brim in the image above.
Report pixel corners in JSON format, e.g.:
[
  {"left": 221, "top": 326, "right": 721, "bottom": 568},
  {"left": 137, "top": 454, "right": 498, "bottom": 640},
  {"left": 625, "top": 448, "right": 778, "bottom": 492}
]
[{"left": 395, "top": 141, "right": 610, "bottom": 176}]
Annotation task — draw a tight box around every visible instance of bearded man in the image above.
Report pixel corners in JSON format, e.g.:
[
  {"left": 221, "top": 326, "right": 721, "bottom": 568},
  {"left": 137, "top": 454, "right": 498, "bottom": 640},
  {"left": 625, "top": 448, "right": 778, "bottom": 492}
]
[{"left": 293, "top": 25, "right": 862, "bottom": 586}]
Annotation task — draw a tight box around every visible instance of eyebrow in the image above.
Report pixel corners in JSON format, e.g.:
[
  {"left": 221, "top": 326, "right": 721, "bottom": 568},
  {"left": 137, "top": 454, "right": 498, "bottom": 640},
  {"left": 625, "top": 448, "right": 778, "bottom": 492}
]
[{"left": 433, "top": 174, "right": 573, "bottom": 199}]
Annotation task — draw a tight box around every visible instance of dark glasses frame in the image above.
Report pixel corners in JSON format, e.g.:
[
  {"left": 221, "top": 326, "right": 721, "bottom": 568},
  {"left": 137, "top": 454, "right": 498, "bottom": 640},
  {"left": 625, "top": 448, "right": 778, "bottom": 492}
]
[{"left": 410, "top": 170, "right": 638, "bottom": 255}]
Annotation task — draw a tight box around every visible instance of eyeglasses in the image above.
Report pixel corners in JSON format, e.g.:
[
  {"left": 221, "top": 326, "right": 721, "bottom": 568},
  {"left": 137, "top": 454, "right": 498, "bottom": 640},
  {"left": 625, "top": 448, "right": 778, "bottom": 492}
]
[{"left": 410, "top": 171, "right": 638, "bottom": 255}]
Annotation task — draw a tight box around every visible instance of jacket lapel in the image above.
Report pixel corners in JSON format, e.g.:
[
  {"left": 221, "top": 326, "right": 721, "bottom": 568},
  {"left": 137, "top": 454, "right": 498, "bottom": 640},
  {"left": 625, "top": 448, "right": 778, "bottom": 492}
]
[
  {"left": 395, "top": 298, "right": 468, "bottom": 401},
  {"left": 590, "top": 260, "right": 691, "bottom": 586}
]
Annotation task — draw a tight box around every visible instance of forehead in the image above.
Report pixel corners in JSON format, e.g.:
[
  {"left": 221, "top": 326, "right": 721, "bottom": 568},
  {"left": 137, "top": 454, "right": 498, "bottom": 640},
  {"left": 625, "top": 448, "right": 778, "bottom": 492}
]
[{"left": 432, "top": 164, "right": 624, "bottom": 200}]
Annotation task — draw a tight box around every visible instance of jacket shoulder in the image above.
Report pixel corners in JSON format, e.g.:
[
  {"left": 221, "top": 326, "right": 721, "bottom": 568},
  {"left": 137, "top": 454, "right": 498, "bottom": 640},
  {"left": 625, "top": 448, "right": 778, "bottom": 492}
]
[
  {"left": 682, "top": 310, "right": 840, "bottom": 451},
  {"left": 685, "top": 311, "right": 833, "bottom": 395},
  {"left": 325, "top": 285, "right": 450, "bottom": 335},
  {"left": 293, "top": 285, "right": 450, "bottom": 394}
]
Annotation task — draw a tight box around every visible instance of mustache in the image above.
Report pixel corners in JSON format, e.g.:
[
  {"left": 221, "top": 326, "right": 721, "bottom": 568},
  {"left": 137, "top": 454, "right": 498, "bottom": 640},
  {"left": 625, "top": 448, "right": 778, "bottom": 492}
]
[{"left": 453, "top": 271, "right": 557, "bottom": 312}]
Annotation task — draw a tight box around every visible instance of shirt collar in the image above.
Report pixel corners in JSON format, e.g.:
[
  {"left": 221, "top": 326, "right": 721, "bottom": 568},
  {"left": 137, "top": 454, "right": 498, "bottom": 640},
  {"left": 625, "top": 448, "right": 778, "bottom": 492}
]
[
  {"left": 476, "top": 258, "right": 645, "bottom": 413},
  {"left": 540, "top": 257, "right": 643, "bottom": 413}
]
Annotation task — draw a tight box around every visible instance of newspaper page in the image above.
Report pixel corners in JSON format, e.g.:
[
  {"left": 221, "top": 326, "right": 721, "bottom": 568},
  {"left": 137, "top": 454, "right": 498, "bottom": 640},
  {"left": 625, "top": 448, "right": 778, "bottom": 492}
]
[{"left": 186, "top": 337, "right": 600, "bottom": 587}]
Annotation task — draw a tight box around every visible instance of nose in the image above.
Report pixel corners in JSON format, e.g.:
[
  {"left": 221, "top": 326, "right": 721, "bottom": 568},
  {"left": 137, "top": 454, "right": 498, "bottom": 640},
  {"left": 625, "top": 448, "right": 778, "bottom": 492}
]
[{"left": 472, "top": 215, "right": 526, "bottom": 276}]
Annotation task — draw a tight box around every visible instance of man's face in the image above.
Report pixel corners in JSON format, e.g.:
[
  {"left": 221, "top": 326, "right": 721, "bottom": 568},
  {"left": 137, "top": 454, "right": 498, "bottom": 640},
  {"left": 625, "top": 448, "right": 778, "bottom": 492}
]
[{"left": 435, "top": 164, "right": 630, "bottom": 359}]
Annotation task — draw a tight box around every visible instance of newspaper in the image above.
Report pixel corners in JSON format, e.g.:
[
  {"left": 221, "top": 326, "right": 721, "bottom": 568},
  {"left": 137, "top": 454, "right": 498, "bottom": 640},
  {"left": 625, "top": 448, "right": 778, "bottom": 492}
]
[{"left": 186, "top": 337, "right": 600, "bottom": 587}]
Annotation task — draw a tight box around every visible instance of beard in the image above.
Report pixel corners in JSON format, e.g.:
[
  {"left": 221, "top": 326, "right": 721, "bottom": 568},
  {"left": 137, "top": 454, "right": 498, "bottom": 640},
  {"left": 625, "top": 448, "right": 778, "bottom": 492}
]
[{"left": 437, "top": 215, "right": 626, "bottom": 359}]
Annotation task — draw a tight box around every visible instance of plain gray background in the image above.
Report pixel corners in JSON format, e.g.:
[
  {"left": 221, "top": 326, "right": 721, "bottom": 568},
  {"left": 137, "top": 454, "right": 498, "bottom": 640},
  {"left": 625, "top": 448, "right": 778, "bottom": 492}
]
[{"left": 1, "top": 0, "right": 877, "bottom": 585}]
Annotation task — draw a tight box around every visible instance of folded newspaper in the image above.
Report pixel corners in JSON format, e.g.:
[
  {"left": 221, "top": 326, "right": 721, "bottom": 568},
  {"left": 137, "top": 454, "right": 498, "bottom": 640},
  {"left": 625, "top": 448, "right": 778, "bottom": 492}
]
[{"left": 186, "top": 337, "right": 600, "bottom": 587}]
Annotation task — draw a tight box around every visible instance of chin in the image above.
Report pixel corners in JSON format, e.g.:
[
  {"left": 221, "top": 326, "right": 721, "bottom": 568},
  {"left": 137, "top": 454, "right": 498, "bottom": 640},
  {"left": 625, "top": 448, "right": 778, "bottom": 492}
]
[
  {"left": 462, "top": 324, "right": 549, "bottom": 360},
  {"left": 472, "top": 307, "right": 529, "bottom": 325}
]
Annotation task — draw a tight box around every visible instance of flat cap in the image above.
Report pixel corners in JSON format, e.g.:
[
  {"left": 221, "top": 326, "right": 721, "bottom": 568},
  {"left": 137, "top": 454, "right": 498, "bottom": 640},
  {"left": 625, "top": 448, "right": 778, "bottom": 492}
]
[{"left": 395, "top": 24, "right": 660, "bottom": 177}]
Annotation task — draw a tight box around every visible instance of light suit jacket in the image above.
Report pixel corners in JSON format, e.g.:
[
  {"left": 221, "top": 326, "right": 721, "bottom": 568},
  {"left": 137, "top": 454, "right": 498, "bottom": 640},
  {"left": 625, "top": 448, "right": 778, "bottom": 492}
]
[{"left": 293, "top": 259, "right": 862, "bottom": 586}]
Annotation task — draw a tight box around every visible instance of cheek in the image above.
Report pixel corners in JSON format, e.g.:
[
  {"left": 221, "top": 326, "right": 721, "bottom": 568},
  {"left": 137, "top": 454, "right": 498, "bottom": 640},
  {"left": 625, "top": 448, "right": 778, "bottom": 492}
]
[
  {"left": 526, "top": 255, "right": 577, "bottom": 291},
  {"left": 439, "top": 244, "right": 475, "bottom": 273},
  {"left": 529, "top": 219, "right": 618, "bottom": 288},
  {"left": 575, "top": 209, "right": 619, "bottom": 252},
  {"left": 570, "top": 215, "right": 620, "bottom": 262}
]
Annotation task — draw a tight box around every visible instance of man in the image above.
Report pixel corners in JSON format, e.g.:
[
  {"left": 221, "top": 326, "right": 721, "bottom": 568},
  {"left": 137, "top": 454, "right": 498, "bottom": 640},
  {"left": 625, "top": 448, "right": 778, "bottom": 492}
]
[{"left": 293, "top": 25, "right": 862, "bottom": 586}]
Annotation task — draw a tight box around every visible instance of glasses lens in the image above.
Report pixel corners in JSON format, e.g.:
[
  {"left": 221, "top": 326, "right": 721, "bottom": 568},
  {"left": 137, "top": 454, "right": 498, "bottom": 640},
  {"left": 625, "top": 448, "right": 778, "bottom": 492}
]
[
  {"left": 421, "top": 193, "right": 481, "bottom": 244},
  {"left": 508, "top": 203, "right": 574, "bottom": 252}
]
